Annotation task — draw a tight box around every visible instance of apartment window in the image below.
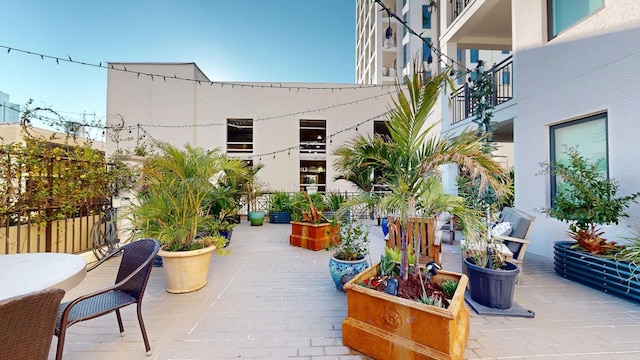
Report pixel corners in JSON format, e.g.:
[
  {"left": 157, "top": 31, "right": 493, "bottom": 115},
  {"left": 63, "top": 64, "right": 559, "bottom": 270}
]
[
  {"left": 501, "top": 50, "right": 510, "bottom": 54},
  {"left": 456, "top": 49, "right": 462, "bottom": 62},
  {"left": 374, "top": 120, "right": 391, "bottom": 140},
  {"left": 549, "top": 113, "right": 608, "bottom": 202},
  {"left": 403, "top": 43, "right": 408, "bottom": 68},
  {"left": 299, "top": 119, "right": 326, "bottom": 155},
  {"left": 422, "top": 38, "right": 432, "bottom": 64},
  {"left": 502, "top": 71, "right": 510, "bottom": 85},
  {"left": 470, "top": 49, "right": 479, "bottom": 63},
  {"left": 422, "top": 5, "right": 431, "bottom": 29},
  {"left": 403, "top": 13, "right": 408, "bottom": 37},
  {"left": 469, "top": 71, "right": 478, "bottom": 82},
  {"left": 548, "top": 0, "right": 603, "bottom": 39},
  {"left": 227, "top": 119, "right": 253, "bottom": 153}
]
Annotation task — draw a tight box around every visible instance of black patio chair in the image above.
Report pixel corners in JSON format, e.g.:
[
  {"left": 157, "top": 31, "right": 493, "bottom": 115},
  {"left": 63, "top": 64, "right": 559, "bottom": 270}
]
[
  {"left": 0, "top": 288, "right": 65, "bottom": 360},
  {"left": 54, "top": 238, "right": 160, "bottom": 360}
]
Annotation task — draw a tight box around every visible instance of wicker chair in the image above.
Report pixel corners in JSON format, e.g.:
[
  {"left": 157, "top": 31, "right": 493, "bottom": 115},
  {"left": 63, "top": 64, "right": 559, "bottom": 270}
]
[
  {"left": 54, "top": 238, "right": 160, "bottom": 360},
  {"left": 0, "top": 288, "right": 65, "bottom": 360}
]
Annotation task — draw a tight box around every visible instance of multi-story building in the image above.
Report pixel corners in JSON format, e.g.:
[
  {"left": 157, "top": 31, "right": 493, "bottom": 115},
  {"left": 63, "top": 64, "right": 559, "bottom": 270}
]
[
  {"left": 0, "top": 91, "right": 21, "bottom": 124},
  {"left": 439, "top": 0, "right": 640, "bottom": 257}
]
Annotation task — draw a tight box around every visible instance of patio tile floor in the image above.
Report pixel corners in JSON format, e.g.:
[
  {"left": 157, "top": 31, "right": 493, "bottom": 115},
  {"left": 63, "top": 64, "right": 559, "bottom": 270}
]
[{"left": 51, "top": 219, "right": 640, "bottom": 359}]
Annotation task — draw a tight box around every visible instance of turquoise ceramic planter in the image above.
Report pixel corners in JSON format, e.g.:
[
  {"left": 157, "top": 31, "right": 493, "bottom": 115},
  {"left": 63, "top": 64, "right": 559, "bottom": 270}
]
[{"left": 248, "top": 211, "right": 265, "bottom": 226}]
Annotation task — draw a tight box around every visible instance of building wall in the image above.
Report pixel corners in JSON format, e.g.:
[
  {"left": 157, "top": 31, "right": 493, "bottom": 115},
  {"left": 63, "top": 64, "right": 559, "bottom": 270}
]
[
  {"left": 107, "top": 63, "right": 440, "bottom": 193},
  {"left": 514, "top": 1, "right": 640, "bottom": 257}
]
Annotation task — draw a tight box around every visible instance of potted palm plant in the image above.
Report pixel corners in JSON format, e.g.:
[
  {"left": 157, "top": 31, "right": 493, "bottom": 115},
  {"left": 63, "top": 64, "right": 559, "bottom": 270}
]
[
  {"left": 334, "top": 68, "right": 506, "bottom": 359},
  {"left": 128, "top": 142, "right": 245, "bottom": 293}
]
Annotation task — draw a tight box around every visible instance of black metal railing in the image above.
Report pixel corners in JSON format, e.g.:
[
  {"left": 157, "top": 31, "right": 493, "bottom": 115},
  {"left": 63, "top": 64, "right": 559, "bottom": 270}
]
[
  {"left": 451, "top": 56, "right": 513, "bottom": 124},
  {"left": 450, "top": 0, "right": 474, "bottom": 23}
]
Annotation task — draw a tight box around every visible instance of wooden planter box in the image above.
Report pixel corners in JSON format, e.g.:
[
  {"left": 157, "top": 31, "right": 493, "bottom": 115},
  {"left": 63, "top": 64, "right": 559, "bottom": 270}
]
[
  {"left": 289, "top": 221, "right": 339, "bottom": 251},
  {"left": 342, "top": 263, "right": 470, "bottom": 360},
  {"left": 554, "top": 241, "right": 640, "bottom": 304}
]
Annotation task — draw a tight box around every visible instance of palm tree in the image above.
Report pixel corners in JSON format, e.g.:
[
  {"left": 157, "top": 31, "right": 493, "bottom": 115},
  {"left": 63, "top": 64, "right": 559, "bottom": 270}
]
[{"left": 333, "top": 69, "right": 507, "bottom": 280}]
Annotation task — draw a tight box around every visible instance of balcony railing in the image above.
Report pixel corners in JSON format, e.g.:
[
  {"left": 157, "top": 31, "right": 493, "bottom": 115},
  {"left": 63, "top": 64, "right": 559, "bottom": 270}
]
[
  {"left": 450, "top": 0, "right": 474, "bottom": 23},
  {"left": 451, "top": 56, "right": 513, "bottom": 124}
]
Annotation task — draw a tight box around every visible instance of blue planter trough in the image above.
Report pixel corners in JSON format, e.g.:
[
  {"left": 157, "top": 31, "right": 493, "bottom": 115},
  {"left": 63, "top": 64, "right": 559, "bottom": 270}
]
[{"left": 554, "top": 241, "right": 640, "bottom": 305}]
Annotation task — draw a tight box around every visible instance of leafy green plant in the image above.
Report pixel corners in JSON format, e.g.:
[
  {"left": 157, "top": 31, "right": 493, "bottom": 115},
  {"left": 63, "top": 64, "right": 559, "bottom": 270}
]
[
  {"left": 324, "top": 191, "right": 347, "bottom": 212},
  {"left": 268, "top": 191, "right": 292, "bottom": 213},
  {"left": 416, "top": 294, "right": 444, "bottom": 308},
  {"left": 327, "top": 219, "right": 370, "bottom": 261},
  {"left": 333, "top": 66, "right": 506, "bottom": 283},
  {"left": 441, "top": 279, "right": 459, "bottom": 298},
  {"left": 540, "top": 146, "right": 640, "bottom": 255},
  {"left": 128, "top": 142, "right": 246, "bottom": 252}
]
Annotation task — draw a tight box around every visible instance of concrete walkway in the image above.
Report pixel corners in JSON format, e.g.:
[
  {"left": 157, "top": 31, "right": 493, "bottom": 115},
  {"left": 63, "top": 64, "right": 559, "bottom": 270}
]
[{"left": 51, "top": 220, "right": 640, "bottom": 359}]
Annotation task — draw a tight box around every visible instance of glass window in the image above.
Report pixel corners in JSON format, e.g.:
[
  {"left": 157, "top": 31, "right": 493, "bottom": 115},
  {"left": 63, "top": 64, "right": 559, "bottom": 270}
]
[
  {"left": 549, "top": 113, "right": 608, "bottom": 201},
  {"left": 501, "top": 50, "right": 510, "bottom": 54},
  {"left": 502, "top": 72, "right": 510, "bottom": 85},
  {"left": 422, "top": 5, "right": 431, "bottom": 29},
  {"left": 456, "top": 49, "right": 462, "bottom": 62},
  {"left": 227, "top": 119, "right": 253, "bottom": 153},
  {"left": 548, "top": 0, "right": 603, "bottom": 39},
  {"left": 422, "top": 37, "right": 432, "bottom": 63},
  {"left": 403, "top": 13, "right": 407, "bottom": 37},
  {"left": 470, "top": 49, "right": 479, "bottom": 63},
  {"left": 403, "top": 43, "right": 408, "bottom": 68}
]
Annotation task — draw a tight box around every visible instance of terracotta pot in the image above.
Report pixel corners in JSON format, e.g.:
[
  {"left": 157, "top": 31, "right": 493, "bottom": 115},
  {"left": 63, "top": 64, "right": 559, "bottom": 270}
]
[
  {"left": 158, "top": 245, "right": 216, "bottom": 294},
  {"left": 343, "top": 263, "right": 470, "bottom": 360},
  {"left": 289, "top": 221, "right": 339, "bottom": 251}
]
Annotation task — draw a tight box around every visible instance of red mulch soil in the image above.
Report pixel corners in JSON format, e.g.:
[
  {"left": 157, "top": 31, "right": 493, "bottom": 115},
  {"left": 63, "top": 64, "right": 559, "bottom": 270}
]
[{"left": 363, "top": 272, "right": 450, "bottom": 305}]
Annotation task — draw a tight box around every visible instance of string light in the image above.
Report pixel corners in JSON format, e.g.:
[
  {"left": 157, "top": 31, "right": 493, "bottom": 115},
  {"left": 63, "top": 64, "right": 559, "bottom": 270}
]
[{"left": 0, "top": 44, "right": 393, "bottom": 91}]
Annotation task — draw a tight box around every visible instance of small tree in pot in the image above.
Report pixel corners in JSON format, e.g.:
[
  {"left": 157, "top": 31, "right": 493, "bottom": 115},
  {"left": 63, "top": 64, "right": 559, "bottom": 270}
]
[{"left": 540, "top": 146, "right": 640, "bottom": 255}]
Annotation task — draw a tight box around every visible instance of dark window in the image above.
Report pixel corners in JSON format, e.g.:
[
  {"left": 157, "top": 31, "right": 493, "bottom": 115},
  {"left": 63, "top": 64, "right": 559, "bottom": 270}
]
[
  {"left": 422, "top": 38, "right": 432, "bottom": 64},
  {"left": 422, "top": 5, "right": 431, "bottom": 29},
  {"left": 227, "top": 119, "right": 253, "bottom": 153},
  {"left": 549, "top": 112, "right": 608, "bottom": 202},
  {"left": 470, "top": 49, "right": 479, "bottom": 63}
]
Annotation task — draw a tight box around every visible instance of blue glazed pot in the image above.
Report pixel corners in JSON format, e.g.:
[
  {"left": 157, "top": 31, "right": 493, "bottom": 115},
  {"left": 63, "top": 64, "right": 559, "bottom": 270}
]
[
  {"left": 381, "top": 217, "right": 389, "bottom": 236},
  {"left": 329, "top": 255, "right": 369, "bottom": 291}
]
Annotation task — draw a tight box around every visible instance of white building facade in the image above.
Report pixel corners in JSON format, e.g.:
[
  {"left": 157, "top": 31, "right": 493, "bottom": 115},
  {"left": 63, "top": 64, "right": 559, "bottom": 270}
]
[{"left": 439, "top": 0, "right": 640, "bottom": 257}]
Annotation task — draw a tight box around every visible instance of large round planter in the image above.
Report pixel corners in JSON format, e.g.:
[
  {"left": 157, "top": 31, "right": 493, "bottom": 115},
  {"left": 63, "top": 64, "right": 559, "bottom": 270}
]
[
  {"left": 464, "top": 257, "right": 519, "bottom": 309},
  {"left": 329, "top": 255, "right": 369, "bottom": 292},
  {"left": 158, "top": 245, "right": 216, "bottom": 294},
  {"left": 248, "top": 211, "right": 266, "bottom": 226}
]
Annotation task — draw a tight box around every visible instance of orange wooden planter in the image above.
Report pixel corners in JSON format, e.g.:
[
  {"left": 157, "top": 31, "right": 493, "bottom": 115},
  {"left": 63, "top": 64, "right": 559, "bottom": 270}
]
[
  {"left": 342, "top": 263, "right": 470, "bottom": 360},
  {"left": 289, "top": 221, "right": 339, "bottom": 251}
]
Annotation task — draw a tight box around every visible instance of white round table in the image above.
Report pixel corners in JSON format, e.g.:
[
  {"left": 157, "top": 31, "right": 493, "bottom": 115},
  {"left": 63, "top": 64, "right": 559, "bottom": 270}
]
[{"left": 0, "top": 253, "right": 87, "bottom": 300}]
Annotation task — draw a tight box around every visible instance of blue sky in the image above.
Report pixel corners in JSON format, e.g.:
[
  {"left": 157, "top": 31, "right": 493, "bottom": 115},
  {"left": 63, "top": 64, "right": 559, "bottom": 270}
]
[{"left": 0, "top": 0, "right": 355, "bottom": 124}]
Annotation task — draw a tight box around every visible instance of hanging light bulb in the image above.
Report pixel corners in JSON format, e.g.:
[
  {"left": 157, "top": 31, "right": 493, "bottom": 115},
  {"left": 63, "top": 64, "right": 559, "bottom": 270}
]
[{"left": 383, "top": 15, "right": 393, "bottom": 49}]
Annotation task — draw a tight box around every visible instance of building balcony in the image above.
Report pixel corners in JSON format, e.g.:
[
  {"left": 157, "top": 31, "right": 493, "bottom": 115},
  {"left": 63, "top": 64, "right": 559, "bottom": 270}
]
[
  {"left": 450, "top": 56, "right": 513, "bottom": 125},
  {"left": 442, "top": 0, "right": 512, "bottom": 50}
]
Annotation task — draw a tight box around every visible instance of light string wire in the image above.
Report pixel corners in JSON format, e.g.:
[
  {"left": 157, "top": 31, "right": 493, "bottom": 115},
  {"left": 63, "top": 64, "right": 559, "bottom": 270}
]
[
  {"left": 373, "top": 0, "right": 472, "bottom": 77},
  {"left": 0, "top": 44, "right": 392, "bottom": 91}
]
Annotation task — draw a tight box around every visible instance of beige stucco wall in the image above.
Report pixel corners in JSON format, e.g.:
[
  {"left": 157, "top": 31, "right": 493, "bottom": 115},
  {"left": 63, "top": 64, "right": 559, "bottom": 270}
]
[{"left": 106, "top": 63, "right": 445, "bottom": 193}]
